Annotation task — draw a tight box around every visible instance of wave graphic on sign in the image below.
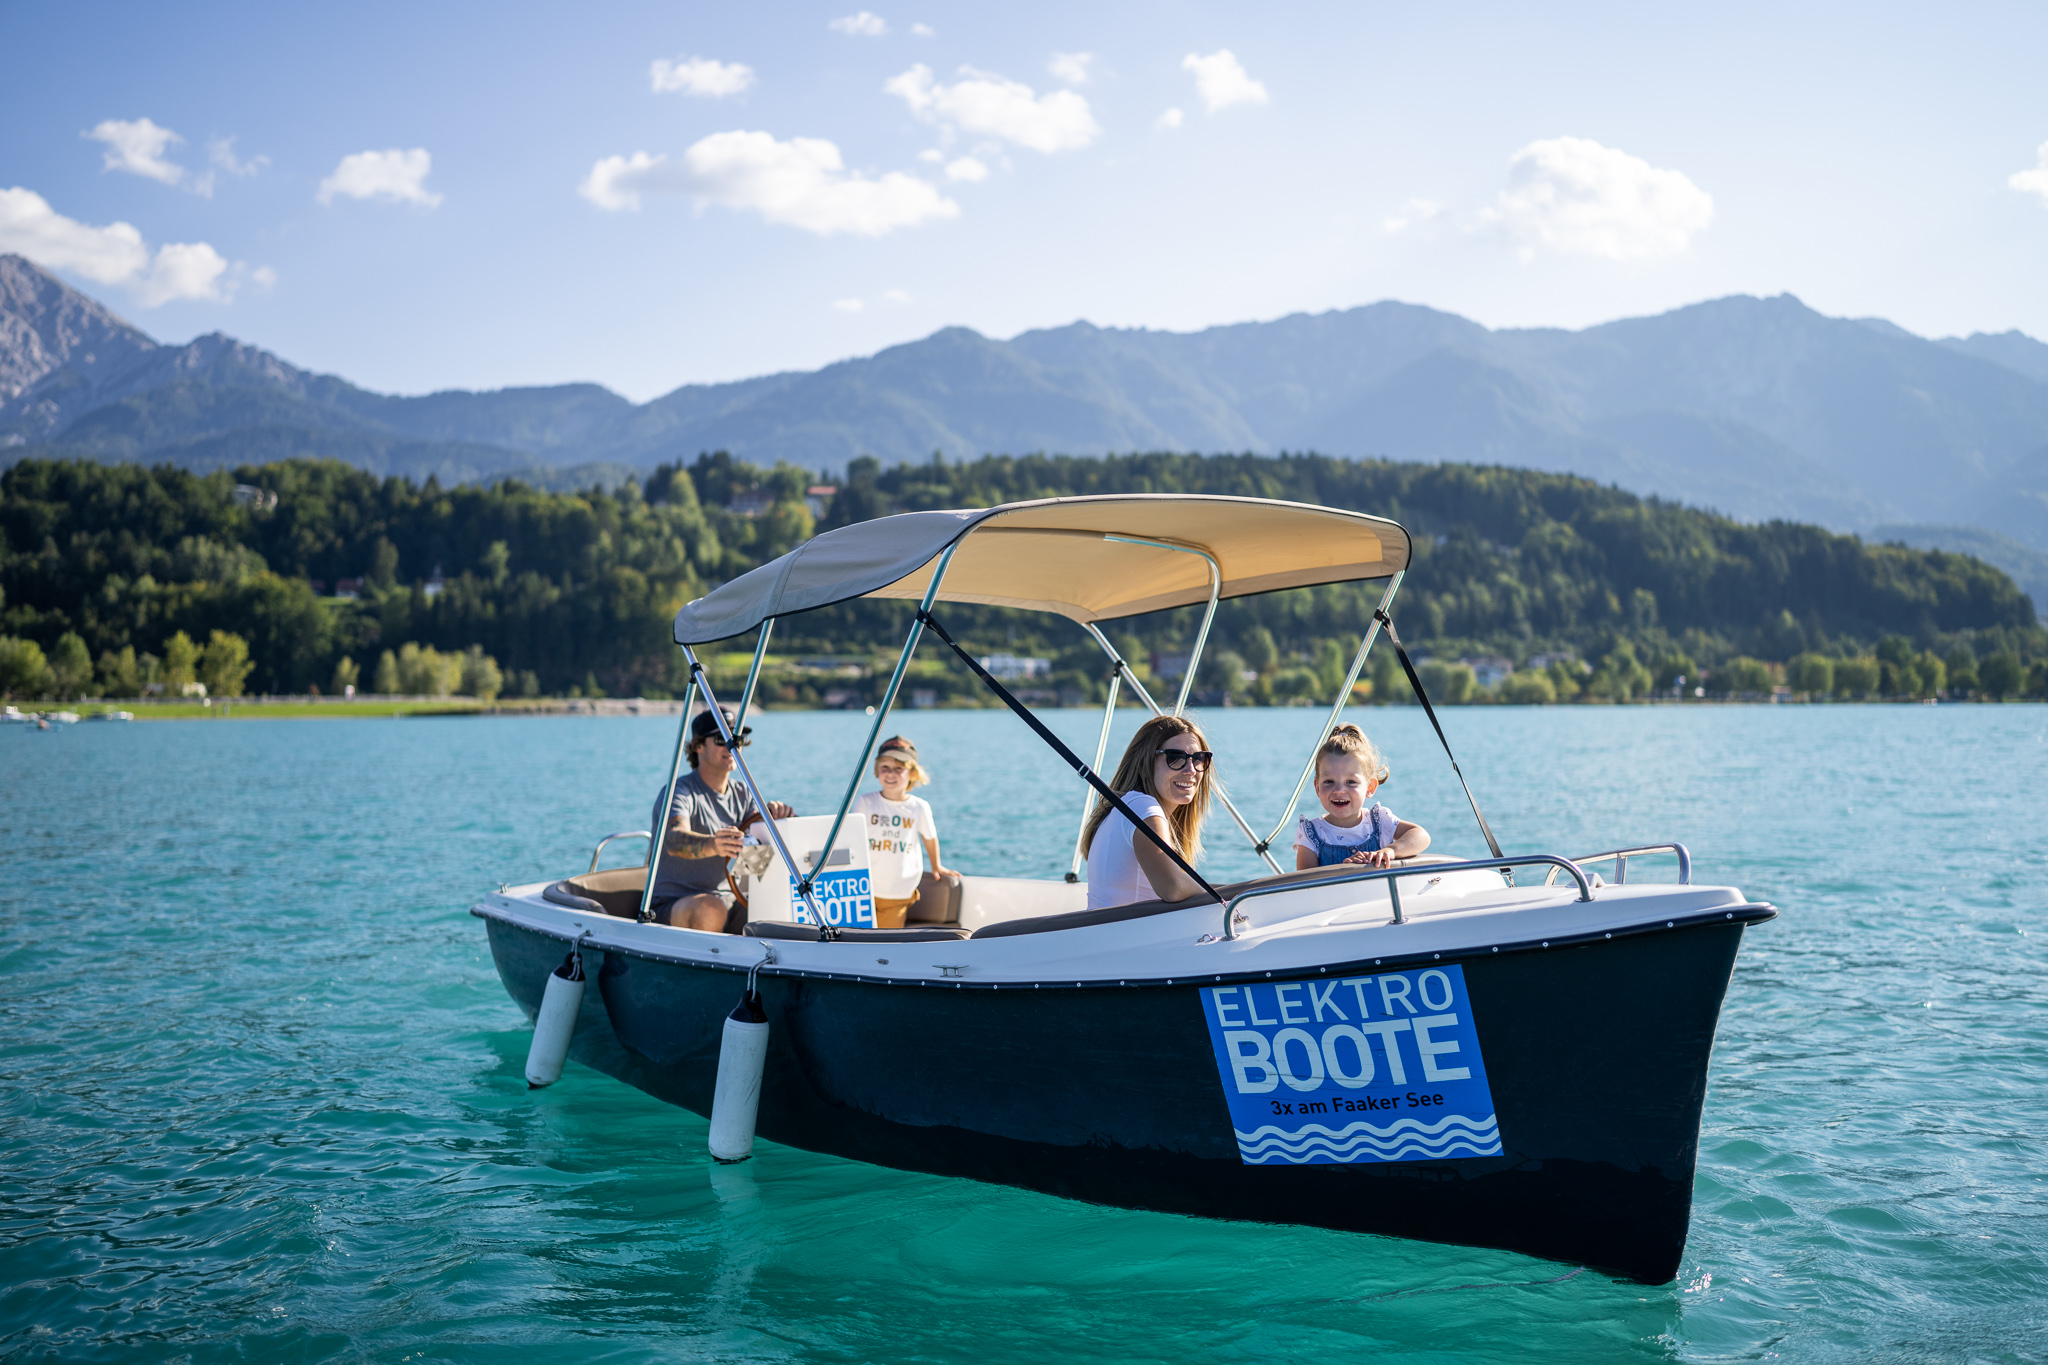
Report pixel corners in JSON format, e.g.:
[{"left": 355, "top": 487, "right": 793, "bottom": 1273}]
[{"left": 1234, "top": 1113, "right": 1502, "bottom": 1164}]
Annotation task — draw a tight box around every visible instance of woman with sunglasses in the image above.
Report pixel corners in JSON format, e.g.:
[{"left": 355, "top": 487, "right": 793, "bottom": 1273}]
[
  {"left": 1080, "top": 714, "right": 1216, "bottom": 911},
  {"left": 649, "top": 705, "right": 794, "bottom": 933}
]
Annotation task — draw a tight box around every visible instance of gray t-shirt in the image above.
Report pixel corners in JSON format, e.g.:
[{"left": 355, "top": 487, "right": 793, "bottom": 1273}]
[{"left": 650, "top": 770, "right": 757, "bottom": 904}]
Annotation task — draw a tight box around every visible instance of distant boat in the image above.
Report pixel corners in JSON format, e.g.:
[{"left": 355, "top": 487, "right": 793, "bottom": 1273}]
[
  {"left": 49, "top": 711, "right": 80, "bottom": 724},
  {"left": 85, "top": 710, "right": 135, "bottom": 722},
  {"left": 1, "top": 706, "right": 30, "bottom": 724}
]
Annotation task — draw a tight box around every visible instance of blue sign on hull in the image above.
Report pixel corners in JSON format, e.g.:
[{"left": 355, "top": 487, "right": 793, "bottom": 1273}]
[
  {"left": 1200, "top": 965, "right": 1501, "bottom": 1165},
  {"left": 788, "top": 866, "right": 876, "bottom": 928}
]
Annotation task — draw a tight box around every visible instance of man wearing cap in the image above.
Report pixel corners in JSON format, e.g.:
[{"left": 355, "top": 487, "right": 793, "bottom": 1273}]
[{"left": 649, "top": 706, "right": 794, "bottom": 933}]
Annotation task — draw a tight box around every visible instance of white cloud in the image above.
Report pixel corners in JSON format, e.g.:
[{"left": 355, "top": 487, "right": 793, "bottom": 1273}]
[
  {"left": 579, "top": 131, "right": 958, "bottom": 236},
  {"left": 134, "top": 241, "right": 230, "bottom": 306},
  {"left": 651, "top": 55, "right": 755, "bottom": 97},
  {"left": 1155, "top": 107, "right": 1185, "bottom": 131},
  {"left": 1048, "top": 52, "right": 1093, "bottom": 85},
  {"left": 883, "top": 288, "right": 911, "bottom": 304},
  {"left": 1382, "top": 197, "right": 1444, "bottom": 234},
  {"left": 0, "top": 186, "right": 247, "bottom": 305},
  {"left": 1486, "top": 136, "right": 1712, "bottom": 260},
  {"left": 832, "top": 297, "right": 865, "bottom": 312},
  {"left": 917, "top": 148, "right": 943, "bottom": 163},
  {"left": 193, "top": 137, "right": 268, "bottom": 198},
  {"left": 317, "top": 148, "right": 442, "bottom": 207},
  {"left": 84, "top": 118, "right": 186, "bottom": 186},
  {"left": 2011, "top": 141, "right": 2048, "bottom": 208},
  {"left": 944, "top": 155, "right": 988, "bottom": 182},
  {"left": 885, "top": 64, "right": 1099, "bottom": 154},
  {"left": 830, "top": 11, "right": 887, "bottom": 35},
  {"left": 1182, "top": 50, "right": 1268, "bottom": 112},
  {"left": 911, "top": 22, "right": 935, "bottom": 36}
]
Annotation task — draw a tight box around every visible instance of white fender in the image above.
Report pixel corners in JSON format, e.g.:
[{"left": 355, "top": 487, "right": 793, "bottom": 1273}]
[
  {"left": 524, "top": 947, "right": 586, "bottom": 1088},
  {"left": 708, "top": 991, "right": 769, "bottom": 1162}
]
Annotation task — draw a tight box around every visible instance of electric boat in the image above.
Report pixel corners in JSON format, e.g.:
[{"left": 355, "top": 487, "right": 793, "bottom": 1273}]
[{"left": 472, "top": 494, "right": 1774, "bottom": 1283}]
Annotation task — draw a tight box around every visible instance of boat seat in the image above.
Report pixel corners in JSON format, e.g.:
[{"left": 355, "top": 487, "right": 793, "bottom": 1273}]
[
  {"left": 968, "top": 857, "right": 1452, "bottom": 939},
  {"left": 743, "top": 922, "right": 972, "bottom": 943},
  {"left": 542, "top": 865, "right": 649, "bottom": 919}
]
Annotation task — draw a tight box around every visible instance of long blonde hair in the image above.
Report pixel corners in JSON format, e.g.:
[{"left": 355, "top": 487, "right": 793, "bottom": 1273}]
[{"left": 1081, "top": 714, "right": 1214, "bottom": 864}]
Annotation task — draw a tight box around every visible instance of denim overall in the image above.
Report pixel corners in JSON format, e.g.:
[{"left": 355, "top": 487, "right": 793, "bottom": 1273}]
[{"left": 1300, "top": 806, "right": 1390, "bottom": 867}]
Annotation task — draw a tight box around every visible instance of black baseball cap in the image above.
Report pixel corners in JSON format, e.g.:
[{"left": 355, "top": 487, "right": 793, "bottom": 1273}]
[{"left": 690, "top": 706, "right": 752, "bottom": 743}]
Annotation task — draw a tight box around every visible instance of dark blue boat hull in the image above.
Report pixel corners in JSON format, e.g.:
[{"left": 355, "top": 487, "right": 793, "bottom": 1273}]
[{"left": 484, "top": 916, "right": 1756, "bottom": 1283}]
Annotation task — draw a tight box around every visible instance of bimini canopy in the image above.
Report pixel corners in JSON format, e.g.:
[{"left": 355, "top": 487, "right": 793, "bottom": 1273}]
[{"left": 672, "top": 494, "right": 1411, "bottom": 645}]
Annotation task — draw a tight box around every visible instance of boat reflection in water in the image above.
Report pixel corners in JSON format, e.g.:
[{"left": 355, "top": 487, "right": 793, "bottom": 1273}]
[{"left": 474, "top": 495, "right": 1774, "bottom": 1284}]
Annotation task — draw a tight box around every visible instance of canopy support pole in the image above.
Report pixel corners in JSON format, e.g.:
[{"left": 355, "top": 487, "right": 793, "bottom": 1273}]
[
  {"left": 1065, "top": 664, "right": 1121, "bottom": 882},
  {"left": 678, "top": 646, "right": 828, "bottom": 929},
  {"left": 1101, "top": 535, "right": 1220, "bottom": 715},
  {"left": 733, "top": 618, "right": 773, "bottom": 732},
  {"left": 637, "top": 671, "right": 701, "bottom": 924},
  {"left": 810, "top": 543, "right": 960, "bottom": 901},
  {"left": 1257, "top": 571, "right": 1405, "bottom": 855},
  {"left": 1082, "top": 623, "right": 1283, "bottom": 876}
]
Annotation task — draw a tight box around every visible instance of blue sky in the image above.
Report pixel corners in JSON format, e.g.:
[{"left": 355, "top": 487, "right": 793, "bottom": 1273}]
[{"left": 4, "top": 0, "right": 2045, "bottom": 400}]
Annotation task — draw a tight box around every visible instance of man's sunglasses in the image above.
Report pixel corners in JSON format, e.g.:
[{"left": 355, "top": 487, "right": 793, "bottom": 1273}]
[
  {"left": 1157, "top": 749, "right": 1213, "bottom": 771},
  {"left": 703, "top": 733, "right": 751, "bottom": 748}
]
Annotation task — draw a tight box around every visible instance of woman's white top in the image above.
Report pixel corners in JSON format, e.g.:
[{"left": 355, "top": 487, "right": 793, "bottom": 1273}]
[
  {"left": 851, "top": 791, "right": 937, "bottom": 899},
  {"left": 1085, "top": 793, "right": 1168, "bottom": 911}
]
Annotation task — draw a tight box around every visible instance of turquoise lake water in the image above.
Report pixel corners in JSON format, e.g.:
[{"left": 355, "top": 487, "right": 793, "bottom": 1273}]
[{"left": 4, "top": 703, "right": 2045, "bottom": 1362}]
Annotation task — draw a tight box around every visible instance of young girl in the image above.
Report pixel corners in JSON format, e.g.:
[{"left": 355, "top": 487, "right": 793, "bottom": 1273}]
[
  {"left": 851, "top": 736, "right": 956, "bottom": 928},
  {"left": 1295, "top": 724, "right": 1430, "bottom": 870}
]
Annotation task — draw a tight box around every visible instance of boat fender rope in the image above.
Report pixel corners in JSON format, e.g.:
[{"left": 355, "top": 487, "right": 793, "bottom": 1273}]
[
  {"left": 918, "top": 609, "right": 1224, "bottom": 906},
  {"left": 1372, "top": 607, "right": 1508, "bottom": 872}
]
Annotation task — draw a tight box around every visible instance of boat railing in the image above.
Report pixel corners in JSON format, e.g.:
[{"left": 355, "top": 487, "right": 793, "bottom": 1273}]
[
  {"left": 1549, "top": 843, "right": 1691, "bottom": 888},
  {"left": 588, "top": 830, "right": 652, "bottom": 874},
  {"left": 1222, "top": 854, "right": 1594, "bottom": 940}
]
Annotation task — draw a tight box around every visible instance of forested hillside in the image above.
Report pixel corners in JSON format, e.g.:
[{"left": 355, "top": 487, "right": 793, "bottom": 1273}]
[{"left": 2, "top": 453, "right": 2042, "bottom": 705}]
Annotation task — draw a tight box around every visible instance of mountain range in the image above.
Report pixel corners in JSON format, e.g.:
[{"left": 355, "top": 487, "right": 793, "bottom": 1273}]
[{"left": 5, "top": 251, "right": 2046, "bottom": 597}]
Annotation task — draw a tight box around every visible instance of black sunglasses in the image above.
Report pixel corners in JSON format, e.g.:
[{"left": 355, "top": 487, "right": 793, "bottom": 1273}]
[
  {"left": 1157, "top": 749, "right": 1213, "bottom": 771},
  {"left": 702, "top": 733, "right": 751, "bottom": 748}
]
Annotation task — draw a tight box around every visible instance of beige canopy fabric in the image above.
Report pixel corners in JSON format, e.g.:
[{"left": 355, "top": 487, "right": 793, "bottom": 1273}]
[{"left": 671, "top": 494, "right": 1410, "bottom": 644}]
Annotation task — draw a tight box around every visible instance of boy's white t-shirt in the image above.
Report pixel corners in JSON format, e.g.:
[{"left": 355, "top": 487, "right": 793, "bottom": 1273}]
[
  {"left": 852, "top": 791, "right": 937, "bottom": 899},
  {"left": 1085, "top": 793, "right": 1167, "bottom": 911}
]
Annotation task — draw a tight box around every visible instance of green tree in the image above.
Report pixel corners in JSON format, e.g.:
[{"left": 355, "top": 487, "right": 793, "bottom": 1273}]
[
  {"left": 373, "top": 649, "right": 400, "bottom": 695},
  {"left": 1979, "top": 651, "right": 2024, "bottom": 700},
  {"left": 162, "top": 632, "right": 201, "bottom": 694},
  {"left": 1716, "top": 657, "right": 1775, "bottom": 697},
  {"left": 1369, "top": 649, "right": 1412, "bottom": 705},
  {"left": 0, "top": 636, "right": 50, "bottom": 698},
  {"left": 516, "top": 669, "right": 540, "bottom": 698},
  {"left": 1415, "top": 659, "right": 1476, "bottom": 704},
  {"left": 457, "top": 645, "right": 503, "bottom": 701},
  {"left": 1788, "top": 652, "right": 1834, "bottom": 698},
  {"left": 368, "top": 536, "right": 400, "bottom": 590},
  {"left": 1589, "top": 641, "right": 1653, "bottom": 701},
  {"left": 199, "top": 630, "right": 255, "bottom": 697},
  {"left": 1499, "top": 670, "right": 1557, "bottom": 704},
  {"left": 1833, "top": 657, "right": 1879, "bottom": 698},
  {"left": 1239, "top": 625, "right": 1278, "bottom": 676},
  {"left": 331, "top": 655, "right": 359, "bottom": 694},
  {"left": 97, "top": 646, "right": 142, "bottom": 697},
  {"left": 1912, "top": 650, "right": 1946, "bottom": 699},
  {"left": 1545, "top": 658, "right": 1584, "bottom": 701},
  {"left": 1943, "top": 645, "right": 1978, "bottom": 697},
  {"left": 395, "top": 642, "right": 455, "bottom": 696},
  {"left": 49, "top": 632, "right": 94, "bottom": 699}
]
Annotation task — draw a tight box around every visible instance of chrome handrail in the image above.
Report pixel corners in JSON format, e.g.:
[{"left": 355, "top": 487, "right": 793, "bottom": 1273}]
[
  {"left": 588, "top": 830, "right": 652, "bottom": 874},
  {"left": 1222, "top": 854, "right": 1594, "bottom": 940},
  {"left": 1546, "top": 843, "right": 1691, "bottom": 888}
]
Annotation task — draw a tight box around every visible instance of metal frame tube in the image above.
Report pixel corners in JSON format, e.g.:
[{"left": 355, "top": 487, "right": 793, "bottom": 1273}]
[
  {"left": 1082, "top": 622, "right": 1283, "bottom": 875},
  {"left": 1101, "top": 535, "right": 1220, "bottom": 715},
  {"left": 733, "top": 618, "right": 773, "bottom": 732},
  {"left": 679, "top": 646, "right": 827, "bottom": 927},
  {"left": 637, "top": 673, "right": 701, "bottom": 923},
  {"left": 1222, "top": 852, "right": 1593, "bottom": 940},
  {"left": 1259, "top": 571, "right": 1404, "bottom": 851},
  {"left": 811, "top": 543, "right": 960, "bottom": 877},
  {"left": 1065, "top": 666, "right": 1122, "bottom": 881}
]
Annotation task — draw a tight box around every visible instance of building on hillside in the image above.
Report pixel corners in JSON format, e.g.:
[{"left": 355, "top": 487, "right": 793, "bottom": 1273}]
[
  {"left": 806, "top": 485, "right": 837, "bottom": 518},
  {"left": 1460, "top": 656, "right": 1515, "bottom": 690},
  {"left": 978, "top": 654, "right": 1050, "bottom": 681}
]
